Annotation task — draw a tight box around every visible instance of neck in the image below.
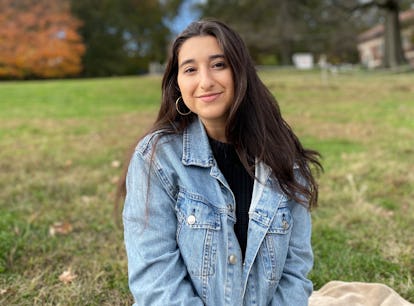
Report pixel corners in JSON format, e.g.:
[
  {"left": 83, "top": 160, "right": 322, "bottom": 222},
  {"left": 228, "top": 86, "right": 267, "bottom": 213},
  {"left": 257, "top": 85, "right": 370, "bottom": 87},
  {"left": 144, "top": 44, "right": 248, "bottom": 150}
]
[
  {"left": 199, "top": 118, "right": 228, "bottom": 142},
  {"left": 205, "top": 125, "right": 227, "bottom": 143}
]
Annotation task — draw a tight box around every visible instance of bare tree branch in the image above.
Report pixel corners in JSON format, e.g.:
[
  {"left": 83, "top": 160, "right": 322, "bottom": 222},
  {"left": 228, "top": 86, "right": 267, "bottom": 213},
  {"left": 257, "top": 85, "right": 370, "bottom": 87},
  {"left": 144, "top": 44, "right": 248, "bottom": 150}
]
[{"left": 332, "top": 0, "right": 386, "bottom": 12}]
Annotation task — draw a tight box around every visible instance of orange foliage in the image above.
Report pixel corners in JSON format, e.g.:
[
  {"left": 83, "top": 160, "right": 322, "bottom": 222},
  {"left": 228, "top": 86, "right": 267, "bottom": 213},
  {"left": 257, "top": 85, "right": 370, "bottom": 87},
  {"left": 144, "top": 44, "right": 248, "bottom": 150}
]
[{"left": 0, "top": 0, "right": 85, "bottom": 78}]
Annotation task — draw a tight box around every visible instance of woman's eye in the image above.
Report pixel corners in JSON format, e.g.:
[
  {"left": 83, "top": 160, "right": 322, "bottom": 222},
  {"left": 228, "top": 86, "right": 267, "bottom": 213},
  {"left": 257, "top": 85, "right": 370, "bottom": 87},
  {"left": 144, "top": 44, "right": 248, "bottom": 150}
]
[
  {"left": 184, "top": 67, "right": 196, "bottom": 74},
  {"left": 213, "top": 62, "right": 226, "bottom": 69}
]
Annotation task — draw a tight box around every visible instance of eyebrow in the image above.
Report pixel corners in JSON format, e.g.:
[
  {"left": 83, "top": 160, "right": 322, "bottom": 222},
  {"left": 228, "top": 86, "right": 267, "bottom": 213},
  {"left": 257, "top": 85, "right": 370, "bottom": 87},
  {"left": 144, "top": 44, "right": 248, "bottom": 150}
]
[{"left": 179, "top": 54, "right": 226, "bottom": 68}]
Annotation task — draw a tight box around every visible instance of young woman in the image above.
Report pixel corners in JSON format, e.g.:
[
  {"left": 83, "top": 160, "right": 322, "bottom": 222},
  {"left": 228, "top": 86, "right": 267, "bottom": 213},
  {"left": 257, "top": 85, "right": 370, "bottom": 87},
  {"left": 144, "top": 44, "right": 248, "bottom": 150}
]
[{"left": 122, "top": 19, "right": 322, "bottom": 306}]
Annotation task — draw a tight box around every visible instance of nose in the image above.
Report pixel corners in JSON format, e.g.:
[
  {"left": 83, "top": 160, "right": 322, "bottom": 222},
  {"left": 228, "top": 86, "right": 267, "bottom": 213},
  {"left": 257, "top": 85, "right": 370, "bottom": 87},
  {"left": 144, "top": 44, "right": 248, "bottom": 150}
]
[{"left": 199, "top": 68, "right": 214, "bottom": 90}]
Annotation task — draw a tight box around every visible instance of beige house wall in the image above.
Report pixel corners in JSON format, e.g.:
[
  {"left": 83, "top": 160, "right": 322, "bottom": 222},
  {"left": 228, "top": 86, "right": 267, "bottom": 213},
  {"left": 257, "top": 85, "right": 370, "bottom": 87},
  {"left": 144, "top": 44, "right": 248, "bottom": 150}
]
[
  {"left": 358, "top": 37, "right": 383, "bottom": 68},
  {"left": 402, "top": 27, "right": 414, "bottom": 65},
  {"left": 357, "top": 11, "right": 414, "bottom": 68}
]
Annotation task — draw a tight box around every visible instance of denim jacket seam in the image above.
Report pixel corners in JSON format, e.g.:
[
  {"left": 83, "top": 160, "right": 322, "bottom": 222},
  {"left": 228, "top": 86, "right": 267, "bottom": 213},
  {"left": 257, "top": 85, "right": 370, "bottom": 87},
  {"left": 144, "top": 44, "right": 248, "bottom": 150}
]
[
  {"left": 177, "top": 187, "right": 228, "bottom": 215},
  {"left": 136, "top": 130, "right": 166, "bottom": 156},
  {"left": 135, "top": 148, "right": 177, "bottom": 207}
]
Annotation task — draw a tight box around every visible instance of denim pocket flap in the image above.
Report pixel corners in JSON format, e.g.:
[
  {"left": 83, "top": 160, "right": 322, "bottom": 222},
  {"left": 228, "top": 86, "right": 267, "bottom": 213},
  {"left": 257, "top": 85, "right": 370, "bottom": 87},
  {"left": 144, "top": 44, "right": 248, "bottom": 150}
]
[
  {"left": 268, "top": 206, "right": 292, "bottom": 234},
  {"left": 176, "top": 191, "right": 221, "bottom": 230}
]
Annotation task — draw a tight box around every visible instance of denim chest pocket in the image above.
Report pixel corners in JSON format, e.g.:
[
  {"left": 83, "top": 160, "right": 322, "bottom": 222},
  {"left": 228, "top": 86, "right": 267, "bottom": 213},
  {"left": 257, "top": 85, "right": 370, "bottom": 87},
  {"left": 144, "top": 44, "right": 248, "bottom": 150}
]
[
  {"left": 268, "top": 206, "right": 292, "bottom": 234},
  {"left": 259, "top": 205, "right": 293, "bottom": 282},
  {"left": 175, "top": 190, "right": 220, "bottom": 278}
]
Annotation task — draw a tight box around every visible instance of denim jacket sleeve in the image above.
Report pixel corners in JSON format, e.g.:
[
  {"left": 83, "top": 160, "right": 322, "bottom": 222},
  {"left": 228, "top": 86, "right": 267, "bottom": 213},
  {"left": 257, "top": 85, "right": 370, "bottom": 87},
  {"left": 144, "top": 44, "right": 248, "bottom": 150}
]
[
  {"left": 123, "top": 149, "right": 204, "bottom": 306},
  {"left": 270, "top": 200, "right": 313, "bottom": 306}
]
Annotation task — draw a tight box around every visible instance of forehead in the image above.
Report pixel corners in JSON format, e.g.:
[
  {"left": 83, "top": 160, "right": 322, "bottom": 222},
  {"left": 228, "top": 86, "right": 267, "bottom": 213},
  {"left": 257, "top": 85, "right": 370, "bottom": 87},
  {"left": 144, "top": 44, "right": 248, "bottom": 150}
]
[{"left": 178, "top": 35, "right": 223, "bottom": 63}]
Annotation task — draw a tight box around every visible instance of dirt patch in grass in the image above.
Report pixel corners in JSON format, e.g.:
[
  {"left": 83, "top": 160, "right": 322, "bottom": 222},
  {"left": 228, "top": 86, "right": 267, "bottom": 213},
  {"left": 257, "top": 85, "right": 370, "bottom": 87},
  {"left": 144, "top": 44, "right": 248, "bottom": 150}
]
[{"left": 287, "top": 116, "right": 377, "bottom": 142}]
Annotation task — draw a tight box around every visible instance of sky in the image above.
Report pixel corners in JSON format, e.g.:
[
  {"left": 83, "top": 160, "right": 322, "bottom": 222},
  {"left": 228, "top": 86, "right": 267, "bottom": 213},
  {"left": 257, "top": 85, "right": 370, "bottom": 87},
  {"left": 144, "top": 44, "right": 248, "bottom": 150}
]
[{"left": 169, "top": 0, "right": 203, "bottom": 35}]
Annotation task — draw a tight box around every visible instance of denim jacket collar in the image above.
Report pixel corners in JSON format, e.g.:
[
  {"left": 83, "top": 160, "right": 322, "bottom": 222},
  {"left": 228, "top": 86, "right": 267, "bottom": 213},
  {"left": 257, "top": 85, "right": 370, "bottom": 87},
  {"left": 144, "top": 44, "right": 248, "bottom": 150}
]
[
  {"left": 180, "top": 118, "right": 283, "bottom": 192},
  {"left": 182, "top": 118, "right": 215, "bottom": 168}
]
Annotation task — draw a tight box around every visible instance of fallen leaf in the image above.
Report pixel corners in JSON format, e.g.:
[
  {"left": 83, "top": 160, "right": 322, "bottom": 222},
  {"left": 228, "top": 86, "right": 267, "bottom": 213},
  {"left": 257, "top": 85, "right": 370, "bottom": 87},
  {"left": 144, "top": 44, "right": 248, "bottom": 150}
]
[
  {"left": 111, "top": 160, "right": 121, "bottom": 168},
  {"left": 0, "top": 288, "right": 8, "bottom": 295},
  {"left": 64, "top": 159, "right": 73, "bottom": 167},
  {"left": 49, "top": 221, "right": 73, "bottom": 236},
  {"left": 81, "top": 195, "right": 92, "bottom": 204},
  {"left": 59, "top": 268, "right": 77, "bottom": 284}
]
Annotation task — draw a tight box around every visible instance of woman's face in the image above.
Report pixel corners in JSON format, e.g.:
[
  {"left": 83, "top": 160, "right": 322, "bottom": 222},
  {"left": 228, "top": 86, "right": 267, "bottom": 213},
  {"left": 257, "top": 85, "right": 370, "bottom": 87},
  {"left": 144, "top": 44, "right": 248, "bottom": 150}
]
[{"left": 177, "top": 35, "right": 234, "bottom": 141}]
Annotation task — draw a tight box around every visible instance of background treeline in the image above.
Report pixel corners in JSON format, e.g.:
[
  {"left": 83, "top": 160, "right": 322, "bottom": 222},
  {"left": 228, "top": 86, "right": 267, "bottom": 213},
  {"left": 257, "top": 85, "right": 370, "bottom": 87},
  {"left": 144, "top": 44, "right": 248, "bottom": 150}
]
[
  {"left": 0, "top": 0, "right": 412, "bottom": 79},
  {"left": 0, "top": 0, "right": 181, "bottom": 79},
  {"left": 70, "top": 0, "right": 182, "bottom": 77},
  {"left": 199, "top": 0, "right": 413, "bottom": 67}
]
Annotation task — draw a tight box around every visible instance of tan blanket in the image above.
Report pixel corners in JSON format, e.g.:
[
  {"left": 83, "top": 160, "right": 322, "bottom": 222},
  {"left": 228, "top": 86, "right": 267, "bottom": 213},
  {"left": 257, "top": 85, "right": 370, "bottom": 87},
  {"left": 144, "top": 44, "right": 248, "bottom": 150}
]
[{"left": 309, "top": 281, "right": 414, "bottom": 306}]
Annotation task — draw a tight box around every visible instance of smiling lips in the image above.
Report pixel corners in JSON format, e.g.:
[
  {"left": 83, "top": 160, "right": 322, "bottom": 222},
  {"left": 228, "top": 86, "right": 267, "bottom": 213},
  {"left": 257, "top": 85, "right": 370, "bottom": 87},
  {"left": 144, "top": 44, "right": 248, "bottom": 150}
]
[{"left": 197, "top": 92, "right": 222, "bottom": 103}]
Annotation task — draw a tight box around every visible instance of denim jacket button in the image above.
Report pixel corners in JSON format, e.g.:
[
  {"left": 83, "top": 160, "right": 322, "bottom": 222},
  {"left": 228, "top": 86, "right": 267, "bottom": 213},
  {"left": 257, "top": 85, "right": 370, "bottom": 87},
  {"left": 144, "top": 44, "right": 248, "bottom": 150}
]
[
  {"left": 228, "top": 254, "right": 237, "bottom": 265},
  {"left": 227, "top": 204, "right": 234, "bottom": 212},
  {"left": 187, "top": 215, "right": 196, "bottom": 225}
]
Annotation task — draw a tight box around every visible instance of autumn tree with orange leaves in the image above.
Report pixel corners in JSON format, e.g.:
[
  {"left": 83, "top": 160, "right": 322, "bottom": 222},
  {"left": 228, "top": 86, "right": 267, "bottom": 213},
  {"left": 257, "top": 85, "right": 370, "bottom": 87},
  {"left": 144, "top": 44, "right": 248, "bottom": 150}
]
[{"left": 0, "top": 0, "right": 85, "bottom": 79}]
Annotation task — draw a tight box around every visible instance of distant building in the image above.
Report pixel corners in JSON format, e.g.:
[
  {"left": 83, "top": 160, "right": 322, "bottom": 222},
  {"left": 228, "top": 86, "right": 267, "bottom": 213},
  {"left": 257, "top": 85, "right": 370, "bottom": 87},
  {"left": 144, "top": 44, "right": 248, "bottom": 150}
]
[
  {"left": 357, "top": 9, "right": 414, "bottom": 68},
  {"left": 292, "top": 53, "right": 314, "bottom": 70}
]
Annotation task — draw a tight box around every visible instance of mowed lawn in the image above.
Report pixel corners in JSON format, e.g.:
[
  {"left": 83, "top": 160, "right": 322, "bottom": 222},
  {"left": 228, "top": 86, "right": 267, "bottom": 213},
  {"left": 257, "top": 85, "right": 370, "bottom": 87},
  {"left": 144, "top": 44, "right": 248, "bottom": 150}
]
[{"left": 0, "top": 69, "right": 413, "bottom": 304}]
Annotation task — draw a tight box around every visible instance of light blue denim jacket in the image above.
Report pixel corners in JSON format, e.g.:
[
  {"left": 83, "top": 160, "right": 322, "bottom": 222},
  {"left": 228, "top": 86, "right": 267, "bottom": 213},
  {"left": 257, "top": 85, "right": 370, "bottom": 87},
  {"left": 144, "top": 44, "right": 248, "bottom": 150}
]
[{"left": 123, "top": 118, "right": 313, "bottom": 306}]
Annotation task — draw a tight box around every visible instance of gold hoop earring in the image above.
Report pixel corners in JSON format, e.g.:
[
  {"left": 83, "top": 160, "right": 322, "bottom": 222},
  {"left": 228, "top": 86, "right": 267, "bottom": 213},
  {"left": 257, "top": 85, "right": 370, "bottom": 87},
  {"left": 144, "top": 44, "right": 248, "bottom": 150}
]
[{"left": 175, "top": 96, "right": 191, "bottom": 116}]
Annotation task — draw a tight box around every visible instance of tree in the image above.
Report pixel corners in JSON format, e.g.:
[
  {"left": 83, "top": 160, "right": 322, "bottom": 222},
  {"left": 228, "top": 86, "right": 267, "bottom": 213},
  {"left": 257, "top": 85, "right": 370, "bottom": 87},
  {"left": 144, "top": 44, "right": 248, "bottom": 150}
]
[
  {"left": 70, "top": 0, "right": 183, "bottom": 76},
  {"left": 199, "top": 0, "right": 312, "bottom": 65},
  {"left": 199, "top": 0, "right": 413, "bottom": 67},
  {"left": 381, "top": 0, "right": 407, "bottom": 67},
  {"left": 0, "top": 0, "right": 85, "bottom": 79},
  {"left": 334, "top": 0, "right": 411, "bottom": 68},
  {"left": 302, "top": 1, "right": 368, "bottom": 64},
  {"left": 200, "top": 0, "right": 361, "bottom": 64}
]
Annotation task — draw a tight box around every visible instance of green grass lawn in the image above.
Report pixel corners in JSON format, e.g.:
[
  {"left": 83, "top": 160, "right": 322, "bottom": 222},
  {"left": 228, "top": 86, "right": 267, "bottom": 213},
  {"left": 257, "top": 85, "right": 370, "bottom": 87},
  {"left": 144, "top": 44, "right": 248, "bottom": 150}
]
[{"left": 1, "top": 70, "right": 413, "bottom": 304}]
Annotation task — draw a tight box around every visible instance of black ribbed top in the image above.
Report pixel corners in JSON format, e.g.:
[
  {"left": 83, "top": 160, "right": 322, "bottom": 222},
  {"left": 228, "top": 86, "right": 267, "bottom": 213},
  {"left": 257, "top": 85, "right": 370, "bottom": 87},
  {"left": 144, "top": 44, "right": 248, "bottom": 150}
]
[{"left": 209, "top": 137, "right": 254, "bottom": 259}]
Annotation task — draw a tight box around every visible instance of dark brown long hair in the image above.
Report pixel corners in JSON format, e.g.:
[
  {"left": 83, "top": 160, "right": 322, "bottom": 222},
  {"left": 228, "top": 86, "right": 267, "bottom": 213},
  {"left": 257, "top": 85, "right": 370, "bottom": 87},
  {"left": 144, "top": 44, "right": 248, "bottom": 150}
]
[{"left": 116, "top": 19, "right": 322, "bottom": 218}]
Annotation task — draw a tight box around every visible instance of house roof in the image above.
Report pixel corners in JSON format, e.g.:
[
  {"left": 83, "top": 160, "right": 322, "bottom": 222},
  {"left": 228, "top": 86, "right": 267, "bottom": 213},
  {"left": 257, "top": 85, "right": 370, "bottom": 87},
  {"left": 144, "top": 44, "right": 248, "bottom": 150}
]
[{"left": 358, "top": 9, "right": 414, "bottom": 43}]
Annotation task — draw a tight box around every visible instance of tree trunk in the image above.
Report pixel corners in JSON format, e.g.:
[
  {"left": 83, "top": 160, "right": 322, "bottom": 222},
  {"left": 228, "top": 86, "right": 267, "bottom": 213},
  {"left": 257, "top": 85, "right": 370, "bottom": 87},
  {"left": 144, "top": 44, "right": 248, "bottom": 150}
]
[
  {"left": 382, "top": 0, "right": 407, "bottom": 68},
  {"left": 279, "top": 40, "right": 293, "bottom": 66},
  {"left": 276, "top": 0, "right": 294, "bottom": 65}
]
